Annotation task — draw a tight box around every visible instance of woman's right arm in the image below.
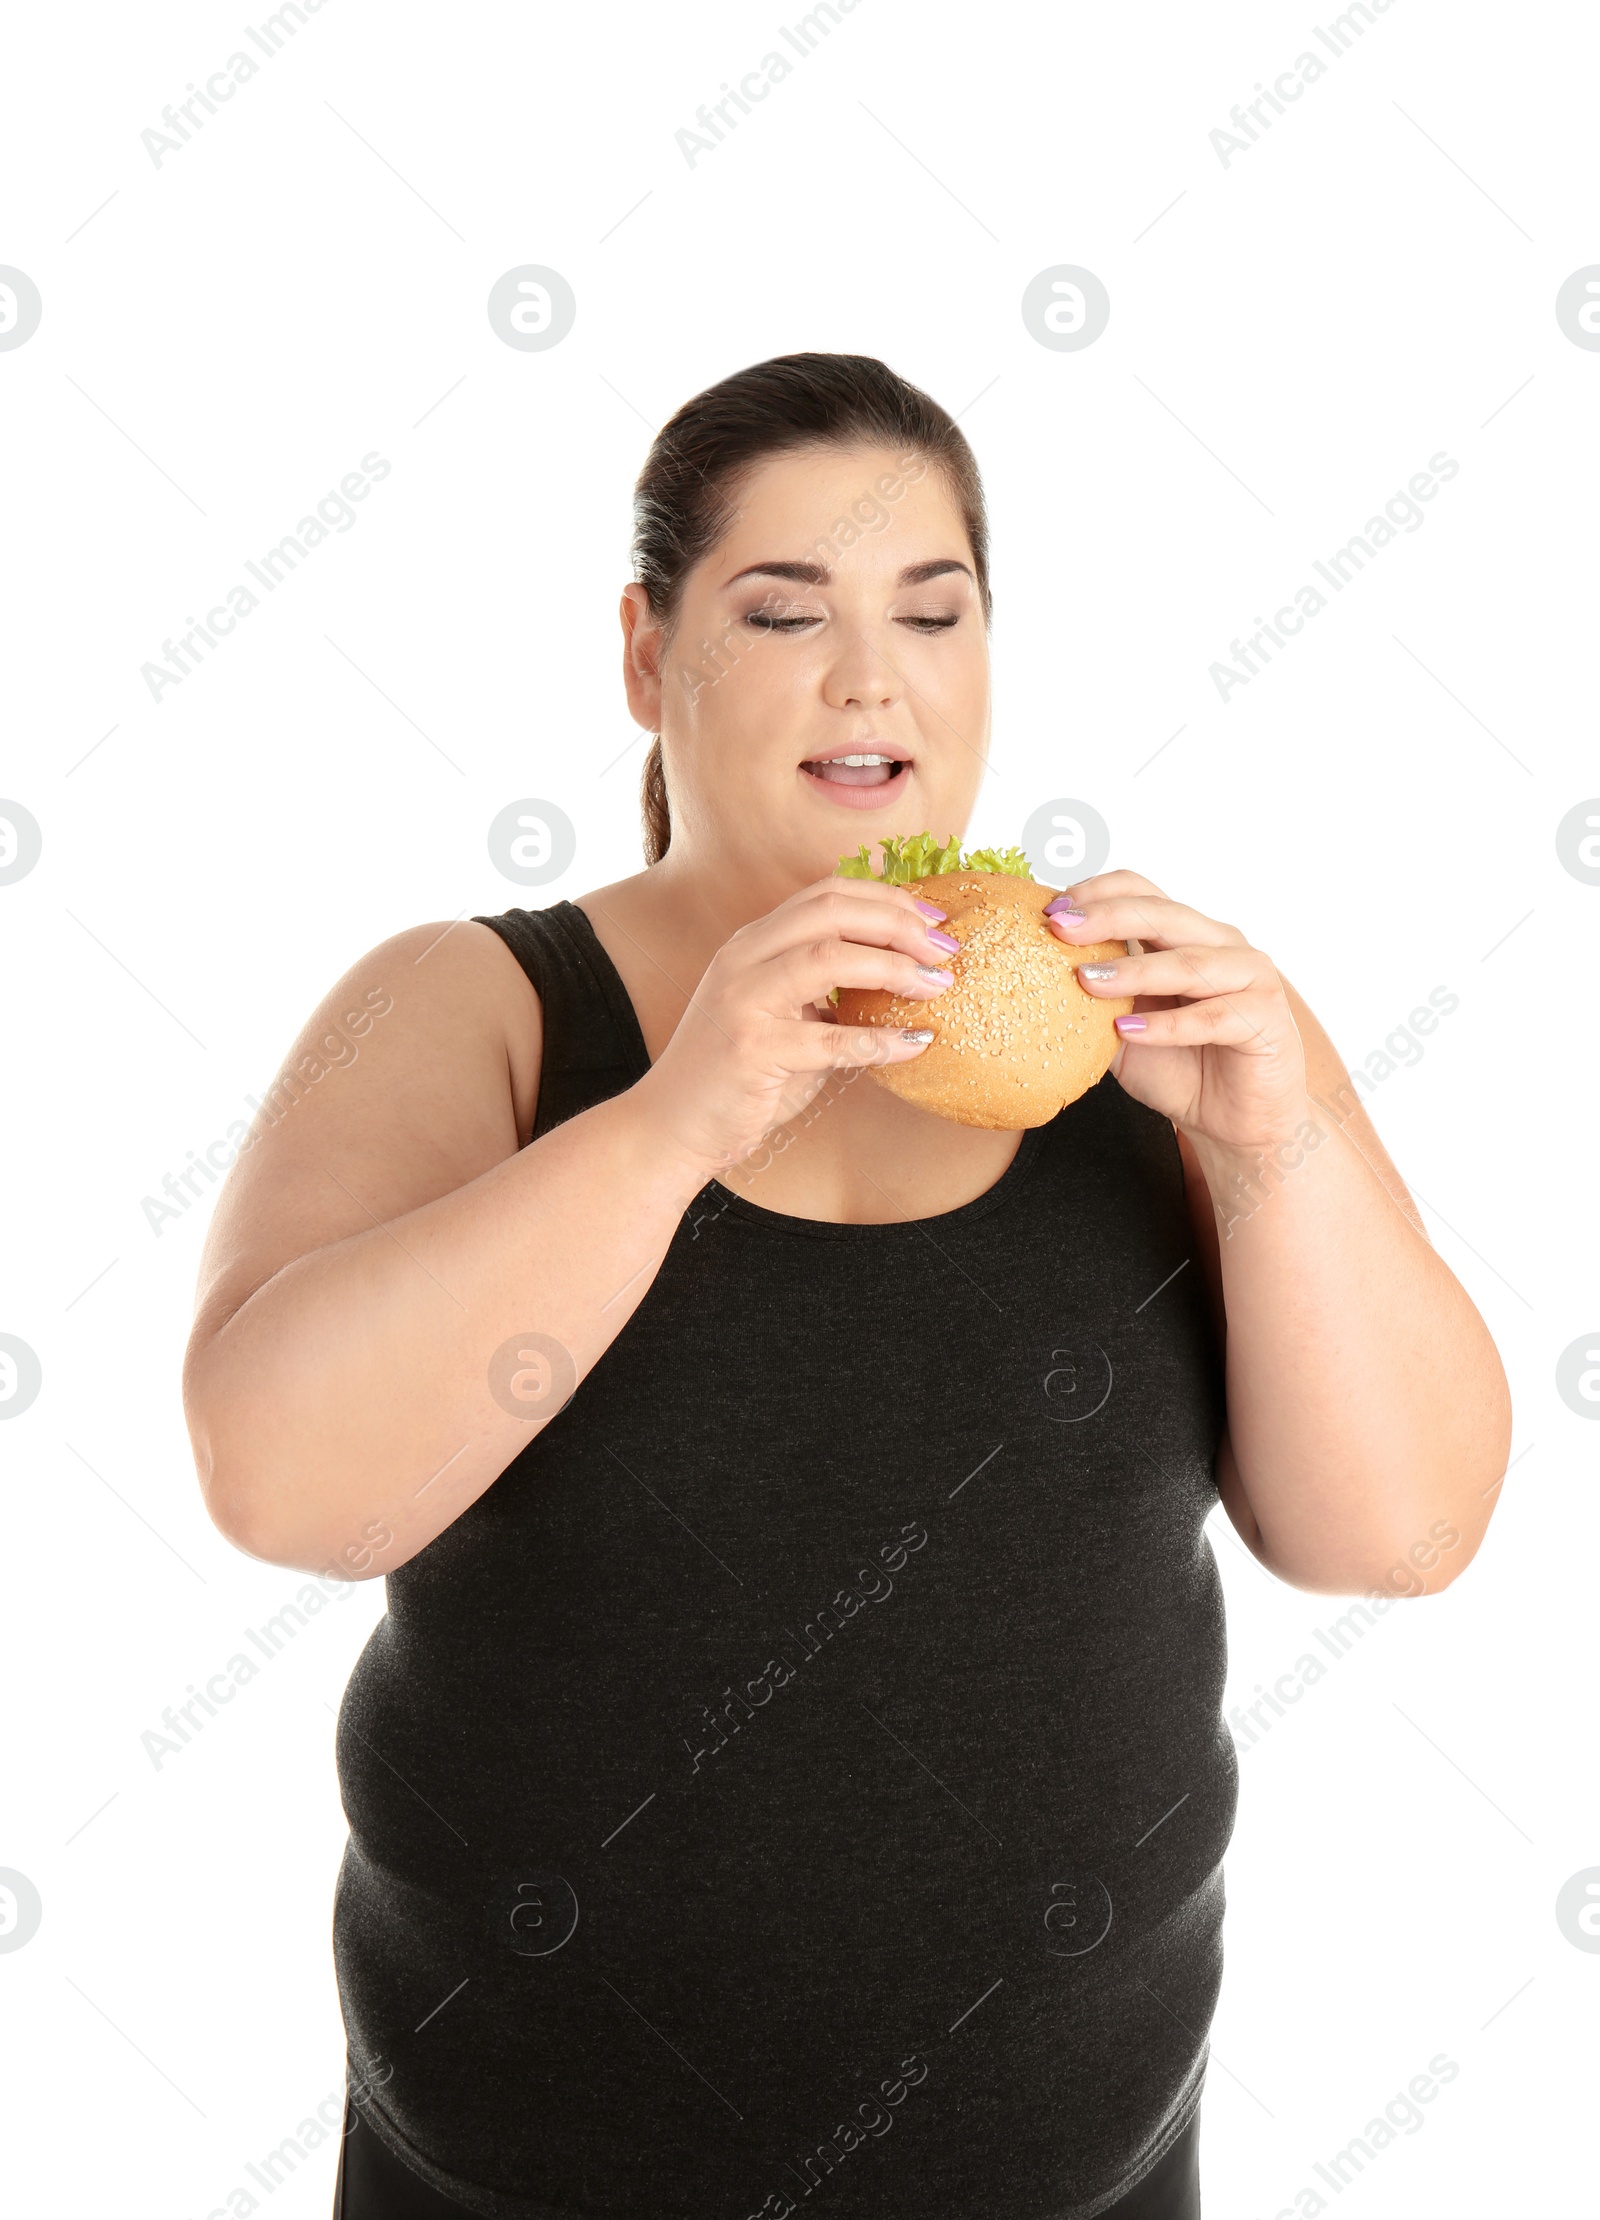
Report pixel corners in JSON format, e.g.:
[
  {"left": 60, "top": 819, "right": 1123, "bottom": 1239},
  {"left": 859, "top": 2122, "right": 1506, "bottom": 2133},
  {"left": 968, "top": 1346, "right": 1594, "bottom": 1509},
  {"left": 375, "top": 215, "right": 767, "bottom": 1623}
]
[{"left": 182, "top": 882, "right": 948, "bottom": 1580}]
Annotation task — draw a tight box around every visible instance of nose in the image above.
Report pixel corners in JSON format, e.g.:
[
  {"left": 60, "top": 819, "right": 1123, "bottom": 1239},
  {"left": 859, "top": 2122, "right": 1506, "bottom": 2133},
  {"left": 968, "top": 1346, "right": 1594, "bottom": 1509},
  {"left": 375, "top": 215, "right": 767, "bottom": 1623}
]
[{"left": 823, "top": 627, "right": 903, "bottom": 712}]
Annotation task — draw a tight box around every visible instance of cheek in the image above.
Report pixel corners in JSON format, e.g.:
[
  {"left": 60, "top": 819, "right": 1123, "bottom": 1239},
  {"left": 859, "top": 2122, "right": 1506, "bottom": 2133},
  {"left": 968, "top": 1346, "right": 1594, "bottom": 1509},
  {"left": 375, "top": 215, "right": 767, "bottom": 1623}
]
[
  {"left": 920, "top": 635, "right": 989, "bottom": 720},
  {"left": 713, "top": 636, "right": 803, "bottom": 727},
  {"left": 913, "top": 654, "right": 991, "bottom": 785},
  {"left": 677, "top": 643, "right": 808, "bottom": 783},
  {"left": 676, "top": 623, "right": 765, "bottom": 712}
]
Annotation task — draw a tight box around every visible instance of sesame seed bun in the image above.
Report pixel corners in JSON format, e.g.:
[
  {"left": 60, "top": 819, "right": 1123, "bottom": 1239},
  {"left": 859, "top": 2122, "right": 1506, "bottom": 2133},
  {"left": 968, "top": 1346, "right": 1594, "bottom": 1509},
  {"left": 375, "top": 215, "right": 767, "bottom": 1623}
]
[{"left": 832, "top": 872, "right": 1135, "bottom": 1130}]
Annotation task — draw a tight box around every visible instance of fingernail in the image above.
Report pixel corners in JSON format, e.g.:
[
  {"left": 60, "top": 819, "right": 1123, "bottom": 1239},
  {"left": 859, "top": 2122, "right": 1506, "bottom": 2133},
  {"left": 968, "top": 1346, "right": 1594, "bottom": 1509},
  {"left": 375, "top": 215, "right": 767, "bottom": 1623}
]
[
  {"left": 1043, "top": 896, "right": 1084, "bottom": 918},
  {"left": 913, "top": 899, "right": 947, "bottom": 920},
  {"left": 1114, "top": 1014, "right": 1147, "bottom": 1034},
  {"left": 925, "top": 927, "right": 960, "bottom": 953},
  {"left": 915, "top": 964, "right": 954, "bottom": 983},
  {"left": 900, "top": 1027, "right": 934, "bottom": 1044},
  {"left": 1078, "top": 962, "right": 1118, "bottom": 981}
]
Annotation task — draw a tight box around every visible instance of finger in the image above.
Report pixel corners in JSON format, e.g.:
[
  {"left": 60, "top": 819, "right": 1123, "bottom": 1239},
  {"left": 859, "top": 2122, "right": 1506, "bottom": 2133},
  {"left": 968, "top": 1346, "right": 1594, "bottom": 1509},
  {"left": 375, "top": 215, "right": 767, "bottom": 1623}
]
[
  {"left": 814, "top": 871, "right": 952, "bottom": 916},
  {"left": 773, "top": 934, "right": 955, "bottom": 1010},
  {"left": 1057, "top": 868, "right": 1167, "bottom": 903},
  {"left": 1073, "top": 942, "right": 1272, "bottom": 1003},
  {"left": 770, "top": 1015, "right": 935, "bottom": 1072},
  {"left": 778, "top": 873, "right": 954, "bottom": 922},
  {"left": 1110, "top": 989, "right": 1293, "bottom": 1053},
  {"left": 1045, "top": 891, "right": 1242, "bottom": 952},
  {"left": 812, "top": 873, "right": 957, "bottom": 933},
  {"left": 735, "top": 884, "right": 959, "bottom": 970}
]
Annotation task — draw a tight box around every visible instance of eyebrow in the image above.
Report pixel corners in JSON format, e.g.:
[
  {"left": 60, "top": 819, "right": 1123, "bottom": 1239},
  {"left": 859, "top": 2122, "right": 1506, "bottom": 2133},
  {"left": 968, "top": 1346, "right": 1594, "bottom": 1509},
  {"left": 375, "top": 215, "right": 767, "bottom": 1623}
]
[{"left": 723, "top": 557, "right": 975, "bottom": 590}]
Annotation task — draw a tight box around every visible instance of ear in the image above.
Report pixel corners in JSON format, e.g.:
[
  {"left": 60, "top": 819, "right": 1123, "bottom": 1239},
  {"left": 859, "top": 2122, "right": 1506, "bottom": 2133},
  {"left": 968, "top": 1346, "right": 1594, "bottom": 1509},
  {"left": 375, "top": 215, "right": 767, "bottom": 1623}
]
[{"left": 620, "top": 583, "right": 664, "bottom": 730}]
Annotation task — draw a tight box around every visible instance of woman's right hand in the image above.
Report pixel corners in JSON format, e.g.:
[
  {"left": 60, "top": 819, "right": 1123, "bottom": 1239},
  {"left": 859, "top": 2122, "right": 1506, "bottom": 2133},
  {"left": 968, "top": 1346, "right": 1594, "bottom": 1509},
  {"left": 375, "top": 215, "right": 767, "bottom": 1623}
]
[{"left": 634, "top": 874, "right": 958, "bottom": 1175}]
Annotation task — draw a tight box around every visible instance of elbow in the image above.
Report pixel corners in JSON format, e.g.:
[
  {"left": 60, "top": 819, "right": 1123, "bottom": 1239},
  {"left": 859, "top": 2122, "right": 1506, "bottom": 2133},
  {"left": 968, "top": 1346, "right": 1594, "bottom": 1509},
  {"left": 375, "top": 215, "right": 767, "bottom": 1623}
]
[
  {"left": 196, "top": 1459, "right": 380, "bottom": 1582},
  {"left": 188, "top": 1425, "right": 283, "bottom": 1568},
  {"left": 184, "top": 1343, "right": 248, "bottom": 1551},
  {"left": 183, "top": 1336, "right": 323, "bottom": 1574},
  {"left": 207, "top": 1490, "right": 290, "bottom": 1568},
  {"left": 1369, "top": 1511, "right": 1481, "bottom": 1598},
  {"left": 1255, "top": 1512, "right": 1484, "bottom": 1601},
  {"left": 184, "top": 1331, "right": 258, "bottom": 1554}
]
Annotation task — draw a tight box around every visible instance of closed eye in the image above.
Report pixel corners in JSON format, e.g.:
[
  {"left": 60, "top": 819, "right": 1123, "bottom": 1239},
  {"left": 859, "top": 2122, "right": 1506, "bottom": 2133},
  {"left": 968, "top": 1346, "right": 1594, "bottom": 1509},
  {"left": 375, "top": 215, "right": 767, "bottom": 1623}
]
[{"left": 742, "top": 611, "right": 962, "bottom": 633}]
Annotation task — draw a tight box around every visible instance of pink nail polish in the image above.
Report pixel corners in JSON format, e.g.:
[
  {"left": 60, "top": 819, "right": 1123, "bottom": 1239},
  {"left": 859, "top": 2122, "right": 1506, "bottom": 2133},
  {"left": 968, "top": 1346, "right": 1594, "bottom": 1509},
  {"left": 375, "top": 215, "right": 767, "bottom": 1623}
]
[
  {"left": 925, "top": 927, "right": 960, "bottom": 954},
  {"left": 913, "top": 899, "right": 947, "bottom": 920},
  {"left": 1115, "top": 1014, "right": 1147, "bottom": 1034}
]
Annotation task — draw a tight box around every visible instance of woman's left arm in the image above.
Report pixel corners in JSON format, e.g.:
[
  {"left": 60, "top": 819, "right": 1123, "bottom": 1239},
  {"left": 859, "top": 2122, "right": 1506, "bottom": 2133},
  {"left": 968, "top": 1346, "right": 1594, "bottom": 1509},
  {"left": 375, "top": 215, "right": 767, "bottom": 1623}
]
[{"left": 1048, "top": 870, "right": 1511, "bottom": 1599}]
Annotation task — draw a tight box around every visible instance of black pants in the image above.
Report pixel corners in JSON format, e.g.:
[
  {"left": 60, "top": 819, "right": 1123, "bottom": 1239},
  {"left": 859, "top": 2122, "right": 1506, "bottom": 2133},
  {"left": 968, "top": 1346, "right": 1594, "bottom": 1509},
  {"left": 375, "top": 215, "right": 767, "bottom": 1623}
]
[{"left": 333, "top": 2098, "right": 1202, "bottom": 2217}]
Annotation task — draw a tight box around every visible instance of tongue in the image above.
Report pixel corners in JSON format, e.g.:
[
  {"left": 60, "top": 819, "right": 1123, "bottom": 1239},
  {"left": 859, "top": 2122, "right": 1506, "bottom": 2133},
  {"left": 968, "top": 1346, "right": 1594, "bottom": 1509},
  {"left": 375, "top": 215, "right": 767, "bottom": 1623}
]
[{"left": 803, "top": 760, "right": 899, "bottom": 786}]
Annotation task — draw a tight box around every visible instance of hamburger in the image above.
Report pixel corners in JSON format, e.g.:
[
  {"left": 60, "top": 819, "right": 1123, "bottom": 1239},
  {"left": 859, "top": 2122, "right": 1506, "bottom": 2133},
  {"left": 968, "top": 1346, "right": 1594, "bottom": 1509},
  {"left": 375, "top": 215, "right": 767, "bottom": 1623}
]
[{"left": 827, "top": 832, "right": 1135, "bottom": 1131}]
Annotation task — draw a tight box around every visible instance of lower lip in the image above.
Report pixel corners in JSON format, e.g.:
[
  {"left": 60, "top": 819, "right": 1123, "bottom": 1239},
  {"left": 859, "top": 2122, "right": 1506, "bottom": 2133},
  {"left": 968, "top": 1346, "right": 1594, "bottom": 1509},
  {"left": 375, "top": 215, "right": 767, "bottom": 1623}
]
[{"left": 798, "top": 761, "right": 912, "bottom": 811}]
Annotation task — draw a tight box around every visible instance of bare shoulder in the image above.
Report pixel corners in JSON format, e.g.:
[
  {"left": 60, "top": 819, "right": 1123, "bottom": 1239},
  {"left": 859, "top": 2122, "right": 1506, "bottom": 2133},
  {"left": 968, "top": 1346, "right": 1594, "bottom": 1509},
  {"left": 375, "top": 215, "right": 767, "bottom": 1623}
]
[{"left": 188, "top": 917, "right": 542, "bottom": 1347}]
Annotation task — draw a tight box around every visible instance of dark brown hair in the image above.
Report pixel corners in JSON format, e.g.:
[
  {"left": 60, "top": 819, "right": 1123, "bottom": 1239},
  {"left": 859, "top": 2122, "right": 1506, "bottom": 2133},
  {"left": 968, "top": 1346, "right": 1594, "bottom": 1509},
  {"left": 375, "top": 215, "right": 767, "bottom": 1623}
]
[{"left": 630, "top": 352, "right": 991, "bottom": 864}]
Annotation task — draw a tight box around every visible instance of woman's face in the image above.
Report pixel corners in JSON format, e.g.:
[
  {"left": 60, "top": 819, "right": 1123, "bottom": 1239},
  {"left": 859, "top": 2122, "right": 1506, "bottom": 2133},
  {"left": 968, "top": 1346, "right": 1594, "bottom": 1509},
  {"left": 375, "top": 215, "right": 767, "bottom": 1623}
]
[{"left": 622, "top": 441, "right": 991, "bottom": 891}]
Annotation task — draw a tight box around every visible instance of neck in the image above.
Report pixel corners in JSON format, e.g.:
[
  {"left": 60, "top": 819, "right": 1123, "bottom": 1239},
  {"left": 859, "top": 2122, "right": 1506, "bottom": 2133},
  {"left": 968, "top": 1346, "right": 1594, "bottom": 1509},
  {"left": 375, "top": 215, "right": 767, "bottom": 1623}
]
[
  {"left": 574, "top": 842, "right": 810, "bottom": 1048},
  {"left": 628, "top": 839, "right": 813, "bottom": 958}
]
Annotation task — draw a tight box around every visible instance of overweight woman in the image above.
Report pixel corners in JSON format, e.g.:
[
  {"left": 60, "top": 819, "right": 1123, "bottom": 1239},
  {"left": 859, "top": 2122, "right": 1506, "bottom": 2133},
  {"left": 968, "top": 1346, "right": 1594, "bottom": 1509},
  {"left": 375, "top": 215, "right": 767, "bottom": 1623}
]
[{"left": 182, "top": 353, "right": 1510, "bottom": 2220}]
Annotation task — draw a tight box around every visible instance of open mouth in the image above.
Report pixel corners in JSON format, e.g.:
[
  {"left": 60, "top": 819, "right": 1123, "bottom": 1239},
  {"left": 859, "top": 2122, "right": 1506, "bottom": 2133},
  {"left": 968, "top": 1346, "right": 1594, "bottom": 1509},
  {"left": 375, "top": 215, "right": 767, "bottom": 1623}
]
[{"left": 799, "top": 752, "right": 912, "bottom": 807}]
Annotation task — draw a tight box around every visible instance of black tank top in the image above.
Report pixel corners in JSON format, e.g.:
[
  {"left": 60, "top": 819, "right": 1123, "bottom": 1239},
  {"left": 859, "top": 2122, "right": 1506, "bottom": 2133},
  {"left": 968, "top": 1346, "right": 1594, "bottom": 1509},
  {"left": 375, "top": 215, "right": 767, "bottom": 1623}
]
[{"left": 333, "top": 897, "right": 1237, "bottom": 2220}]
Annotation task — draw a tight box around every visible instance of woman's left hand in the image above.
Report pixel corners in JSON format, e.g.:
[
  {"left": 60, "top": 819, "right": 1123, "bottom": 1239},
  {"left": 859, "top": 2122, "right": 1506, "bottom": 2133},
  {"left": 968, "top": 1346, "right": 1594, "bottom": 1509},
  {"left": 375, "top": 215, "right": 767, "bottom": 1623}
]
[{"left": 1045, "top": 870, "right": 1312, "bottom": 1151}]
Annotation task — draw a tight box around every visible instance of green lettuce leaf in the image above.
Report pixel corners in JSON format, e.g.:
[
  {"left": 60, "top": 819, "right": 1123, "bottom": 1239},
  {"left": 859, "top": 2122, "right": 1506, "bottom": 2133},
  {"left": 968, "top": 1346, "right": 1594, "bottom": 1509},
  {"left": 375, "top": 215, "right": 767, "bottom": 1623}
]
[
  {"left": 833, "top": 832, "right": 1033, "bottom": 884},
  {"left": 960, "top": 843, "right": 1032, "bottom": 877}
]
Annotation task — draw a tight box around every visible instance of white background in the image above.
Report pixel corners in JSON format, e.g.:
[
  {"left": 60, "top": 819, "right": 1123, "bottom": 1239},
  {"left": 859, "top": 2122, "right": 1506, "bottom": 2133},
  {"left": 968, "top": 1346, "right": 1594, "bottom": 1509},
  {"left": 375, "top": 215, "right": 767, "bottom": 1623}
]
[{"left": 2, "top": 1, "right": 1596, "bottom": 2214}]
